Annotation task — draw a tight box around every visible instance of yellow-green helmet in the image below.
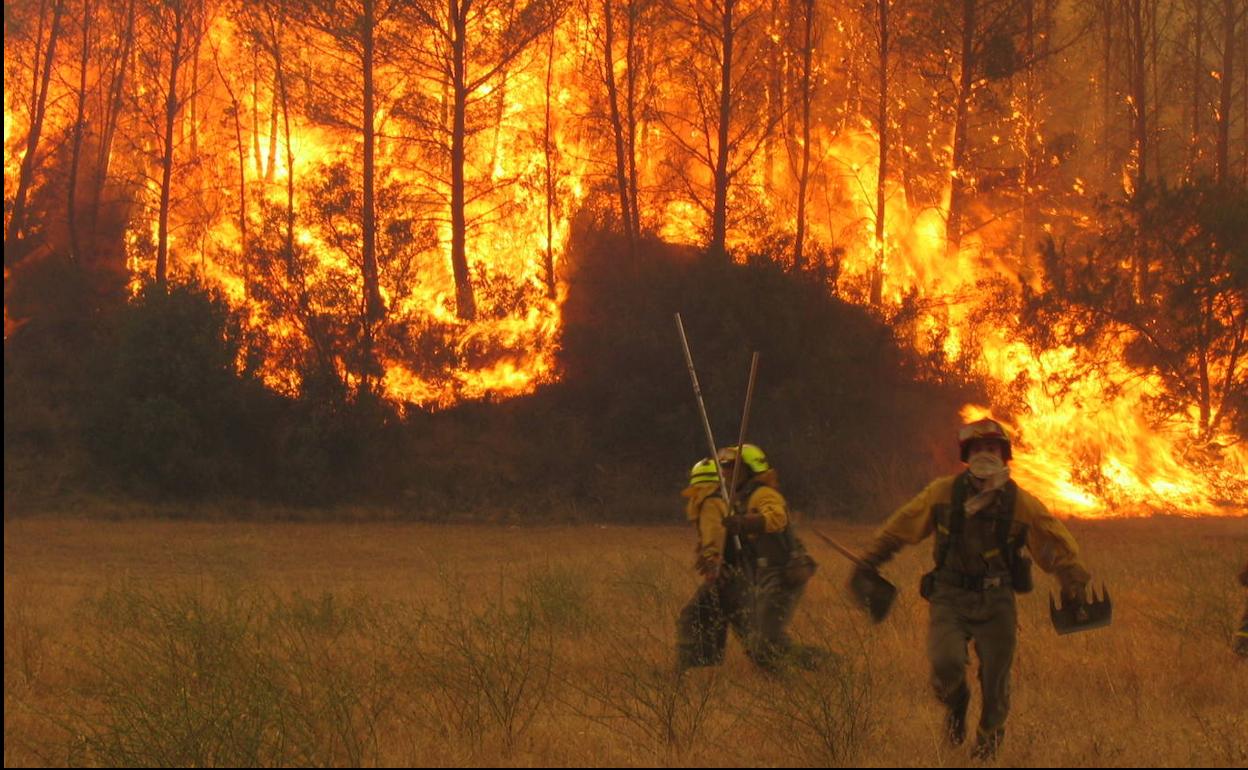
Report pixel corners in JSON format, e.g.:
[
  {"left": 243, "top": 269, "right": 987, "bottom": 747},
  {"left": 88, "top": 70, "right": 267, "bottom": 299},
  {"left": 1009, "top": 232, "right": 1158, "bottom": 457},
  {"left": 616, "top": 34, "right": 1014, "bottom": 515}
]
[
  {"left": 716, "top": 443, "right": 770, "bottom": 474},
  {"left": 689, "top": 457, "right": 720, "bottom": 486}
]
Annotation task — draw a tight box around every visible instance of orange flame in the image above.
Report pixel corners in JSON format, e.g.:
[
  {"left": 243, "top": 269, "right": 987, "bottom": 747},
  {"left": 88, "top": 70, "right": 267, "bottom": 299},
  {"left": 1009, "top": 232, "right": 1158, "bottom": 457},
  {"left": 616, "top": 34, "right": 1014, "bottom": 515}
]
[{"left": 3, "top": 4, "right": 1242, "bottom": 517}]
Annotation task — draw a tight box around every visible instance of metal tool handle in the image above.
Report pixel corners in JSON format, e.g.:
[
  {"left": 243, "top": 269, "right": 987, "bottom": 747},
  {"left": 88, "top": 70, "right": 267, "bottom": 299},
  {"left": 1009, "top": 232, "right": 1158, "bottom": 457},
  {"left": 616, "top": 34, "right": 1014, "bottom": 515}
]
[
  {"left": 725, "top": 352, "right": 760, "bottom": 512},
  {"left": 806, "top": 523, "right": 873, "bottom": 570},
  {"left": 675, "top": 314, "right": 736, "bottom": 532}
]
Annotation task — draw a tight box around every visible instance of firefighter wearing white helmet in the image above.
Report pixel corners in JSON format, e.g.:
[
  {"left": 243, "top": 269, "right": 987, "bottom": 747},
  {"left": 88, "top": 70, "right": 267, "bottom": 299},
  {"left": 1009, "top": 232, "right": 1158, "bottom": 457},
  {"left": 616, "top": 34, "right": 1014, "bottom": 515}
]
[
  {"left": 676, "top": 445, "right": 821, "bottom": 672},
  {"left": 853, "top": 418, "right": 1093, "bottom": 759}
]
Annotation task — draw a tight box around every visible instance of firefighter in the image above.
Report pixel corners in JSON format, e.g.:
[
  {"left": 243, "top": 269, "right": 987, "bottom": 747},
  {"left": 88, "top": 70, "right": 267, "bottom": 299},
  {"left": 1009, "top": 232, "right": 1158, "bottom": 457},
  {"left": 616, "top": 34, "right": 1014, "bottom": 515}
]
[
  {"left": 852, "top": 418, "right": 1093, "bottom": 760},
  {"left": 676, "top": 444, "right": 819, "bottom": 673}
]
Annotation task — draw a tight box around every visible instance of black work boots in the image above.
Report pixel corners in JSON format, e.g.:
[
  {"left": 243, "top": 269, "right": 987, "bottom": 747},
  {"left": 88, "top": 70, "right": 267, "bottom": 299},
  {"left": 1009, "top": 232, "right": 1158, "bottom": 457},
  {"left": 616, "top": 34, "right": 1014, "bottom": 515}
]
[
  {"left": 972, "top": 727, "right": 1004, "bottom": 761},
  {"left": 944, "top": 686, "right": 970, "bottom": 747}
]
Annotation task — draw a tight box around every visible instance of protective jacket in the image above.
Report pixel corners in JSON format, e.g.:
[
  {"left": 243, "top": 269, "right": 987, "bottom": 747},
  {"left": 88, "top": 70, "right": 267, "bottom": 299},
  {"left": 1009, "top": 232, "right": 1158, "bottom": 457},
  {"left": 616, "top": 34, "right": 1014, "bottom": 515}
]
[
  {"left": 866, "top": 472, "right": 1091, "bottom": 595},
  {"left": 677, "top": 472, "right": 819, "bottom": 672},
  {"left": 725, "top": 474, "right": 795, "bottom": 569},
  {"left": 683, "top": 482, "right": 729, "bottom": 566}
]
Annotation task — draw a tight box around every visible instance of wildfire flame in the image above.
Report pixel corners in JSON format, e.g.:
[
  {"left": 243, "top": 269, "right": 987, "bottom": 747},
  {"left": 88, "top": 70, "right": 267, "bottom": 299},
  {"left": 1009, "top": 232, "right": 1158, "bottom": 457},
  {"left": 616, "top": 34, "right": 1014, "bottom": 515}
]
[{"left": 3, "top": 1, "right": 1243, "bottom": 516}]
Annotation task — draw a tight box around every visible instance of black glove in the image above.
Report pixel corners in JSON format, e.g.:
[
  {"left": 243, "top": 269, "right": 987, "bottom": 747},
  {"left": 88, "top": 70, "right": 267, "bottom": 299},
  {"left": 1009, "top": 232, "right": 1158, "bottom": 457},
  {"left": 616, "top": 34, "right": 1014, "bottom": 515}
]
[
  {"left": 861, "top": 535, "right": 901, "bottom": 571},
  {"left": 694, "top": 552, "right": 722, "bottom": 581}
]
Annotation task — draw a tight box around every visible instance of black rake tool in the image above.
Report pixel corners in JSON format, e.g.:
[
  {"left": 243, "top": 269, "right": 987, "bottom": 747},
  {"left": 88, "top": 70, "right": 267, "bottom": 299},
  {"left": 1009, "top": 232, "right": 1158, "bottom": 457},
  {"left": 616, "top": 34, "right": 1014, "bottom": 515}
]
[{"left": 1049, "top": 585, "right": 1113, "bottom": 635}]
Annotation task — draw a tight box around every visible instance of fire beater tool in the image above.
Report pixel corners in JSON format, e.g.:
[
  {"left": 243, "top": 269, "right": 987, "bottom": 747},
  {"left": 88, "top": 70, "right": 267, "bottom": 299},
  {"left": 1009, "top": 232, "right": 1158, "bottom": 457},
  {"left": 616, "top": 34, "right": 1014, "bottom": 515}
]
[
  {"left": 805, "top": 525, "right": 897, "bottom": 623},
  {"left": 1049, "top": 585, "right": 1113, "bottom": 635}
]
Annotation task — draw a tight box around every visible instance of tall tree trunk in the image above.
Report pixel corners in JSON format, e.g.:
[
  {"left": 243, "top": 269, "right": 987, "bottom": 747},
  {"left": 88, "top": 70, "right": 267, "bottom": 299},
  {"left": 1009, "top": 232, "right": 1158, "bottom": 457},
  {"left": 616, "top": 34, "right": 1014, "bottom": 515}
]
[
  {"left": 254, "top": 50, "right": 265, "bottom": 177},
  {"left": 603, "top": 0, "right": 636, "bottom": 253},
  {"left": 869, "top": 0, "right": 889, "bottom": 303},
  {"left": 5, "top": 0, "right": 66, "bottom": 260},
  {"left": 1189, "top": 0, "right": 1204, "bottom": 177},
  {"left": 275, "top": 41, "right": 296, "bottom": 273},
  {"left": 361, "top": 0, "right": 382, "bottom": 372},
  {"left": 764, "top": 0, "right": 780, "bottom": 193},
  {"left": 450, "top": 0, "right": 477, "bottom": 320},
  {"left": 262, "top": 0, "right": 296, "bottom": 273},
  {"left": 68, "top": 0, "right": 94, "bottom": 263},
  {"left": 793, "top": 0, "right": 815, "bottom": 274},
  {"left": 946, "top": 0, "right": 975, "bottom": 257},
  {"left": 1129, "top": 0, "right": 1148, "bottom": 191},
  {"left": 156, "top": 3, "right": 189, "bottom": 289},
  {"left": 710, "top": 0, "right": 735, "bottom": 259},
  {"left": 189, "top": 33, "right": 201, "bottom": 159},
  {"left": 1148, "top": 0, "right": 1161, "bottom": 181},
  {"left": 1215, "top": 0, "right": 1237, "bottom": 184},
  {"left": 265, "top": 95, "right": 279, "bottom": 184},
  {"left": 213, "top": 46, "right": 248, "bottom": 294},
  {"left": 93, "top": 0, "right": 136, "bottom": 236},
  {"left": 543, "top": 27, "right": 558, "bottom": 298},
  {"left": 1101, "top": 0, "right": 1114, "bottom": 184},
  {"left": 1019, "top": 0, "right": 1035, "bottom": 261},
  {"left": 1127, "top": 0, "right": 1149, "bottom": 302},
  {"left": 624, "top": 0, "right": 641, "bottom": 240}
]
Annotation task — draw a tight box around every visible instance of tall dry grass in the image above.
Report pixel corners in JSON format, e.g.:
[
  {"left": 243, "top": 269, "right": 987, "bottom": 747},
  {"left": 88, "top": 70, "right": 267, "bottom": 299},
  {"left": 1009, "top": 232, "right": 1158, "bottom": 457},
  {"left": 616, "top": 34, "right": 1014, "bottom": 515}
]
[{"left": 4, "top": 515, "right": 1246, "bottom": 767}]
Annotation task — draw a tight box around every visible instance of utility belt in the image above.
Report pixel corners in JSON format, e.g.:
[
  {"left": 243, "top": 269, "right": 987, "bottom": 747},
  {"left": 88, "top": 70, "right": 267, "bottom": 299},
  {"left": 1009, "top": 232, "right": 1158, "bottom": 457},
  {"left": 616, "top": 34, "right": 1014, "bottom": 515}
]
[
  {"left": 920, "top": 562, "right": 1031, "bottom": 599},
  {"left": 936, "top": 569, "right": 1012, "bottom": 591},
  {"left": 720, "top": 482, "right": 816, "bottom": 590},
  {"left": 923, "top": 473, "right": 1033, "bottom": 603},
  {"left": 727, "top": 540, "right": 817, "bottom": 589},
  {"left": 735, "top": 552, "right": 819, "bottom": 587}
]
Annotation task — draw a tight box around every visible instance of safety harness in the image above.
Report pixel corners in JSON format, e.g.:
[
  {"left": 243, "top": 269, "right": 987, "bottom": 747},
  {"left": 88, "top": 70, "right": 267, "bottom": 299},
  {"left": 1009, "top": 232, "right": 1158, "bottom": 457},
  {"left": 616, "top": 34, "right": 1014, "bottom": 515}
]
[
  {"left": 931, "top": 473, "right": 1026, "bottom": 591},
  {"left": 718, "top": 480, "right": 799, "bottom": 570}
]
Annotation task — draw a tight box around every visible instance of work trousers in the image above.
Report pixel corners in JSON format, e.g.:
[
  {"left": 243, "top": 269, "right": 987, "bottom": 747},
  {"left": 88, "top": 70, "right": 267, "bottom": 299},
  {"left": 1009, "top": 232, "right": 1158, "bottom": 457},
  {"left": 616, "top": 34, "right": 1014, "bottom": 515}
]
[
  {"left": 676, "top": 565, "right": 805, "bottom": 672},
  {"left": 927, "top": 582, "right": 1017, "bottom": 744}
]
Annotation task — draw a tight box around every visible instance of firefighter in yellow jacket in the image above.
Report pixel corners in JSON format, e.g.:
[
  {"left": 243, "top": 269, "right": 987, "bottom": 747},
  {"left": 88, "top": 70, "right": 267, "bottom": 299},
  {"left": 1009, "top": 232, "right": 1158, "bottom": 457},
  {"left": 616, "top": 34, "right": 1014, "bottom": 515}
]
[
  {"left": 854, "top": 419, "right": 1093, "bottom": 759},
  {"left": 676, "top": 444, "right": 818, "bottom": 672}
]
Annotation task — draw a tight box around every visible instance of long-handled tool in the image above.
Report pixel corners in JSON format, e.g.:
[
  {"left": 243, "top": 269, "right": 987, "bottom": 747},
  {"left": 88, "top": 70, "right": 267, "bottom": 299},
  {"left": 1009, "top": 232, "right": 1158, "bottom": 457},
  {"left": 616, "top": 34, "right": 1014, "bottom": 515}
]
[
  {"left": 805, "top": 524, "right": 897, "bottom": 623},
  {"left": 675, "top": 314, "right": 741, "bottom": 556},
  {"left": 724, "top": 351, "right": 760, "bottom": 508}
]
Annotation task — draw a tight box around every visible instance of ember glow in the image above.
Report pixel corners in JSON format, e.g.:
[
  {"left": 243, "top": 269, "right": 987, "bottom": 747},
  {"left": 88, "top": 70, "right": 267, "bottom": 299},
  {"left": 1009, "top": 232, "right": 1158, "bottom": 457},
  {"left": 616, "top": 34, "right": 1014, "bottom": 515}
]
[{"left": 4, "top": 0, "right": 1245, "bottom": 515}]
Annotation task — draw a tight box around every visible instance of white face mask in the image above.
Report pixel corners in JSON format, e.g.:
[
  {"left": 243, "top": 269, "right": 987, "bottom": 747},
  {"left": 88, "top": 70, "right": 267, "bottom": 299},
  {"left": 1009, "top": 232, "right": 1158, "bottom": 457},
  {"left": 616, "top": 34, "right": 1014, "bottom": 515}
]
[{"left": 968, "top": 452, "right": 1006, "bottom": 480}]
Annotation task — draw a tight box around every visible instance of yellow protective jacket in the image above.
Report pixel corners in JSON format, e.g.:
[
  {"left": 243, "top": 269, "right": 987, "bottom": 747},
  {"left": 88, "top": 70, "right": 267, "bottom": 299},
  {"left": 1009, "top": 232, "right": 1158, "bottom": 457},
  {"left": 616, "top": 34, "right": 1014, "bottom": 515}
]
[
  {"left": 683, "top": 482, "right": 729, "bottom": 563},
  {"left": 740, "top": 471, "right": 790, "bottom": 533},
  {"left": 682, "top": 473, "right": 790, "bottom": 565},
  {"left": 868, "top": 473, "right": 1091, "bottom": 594}
]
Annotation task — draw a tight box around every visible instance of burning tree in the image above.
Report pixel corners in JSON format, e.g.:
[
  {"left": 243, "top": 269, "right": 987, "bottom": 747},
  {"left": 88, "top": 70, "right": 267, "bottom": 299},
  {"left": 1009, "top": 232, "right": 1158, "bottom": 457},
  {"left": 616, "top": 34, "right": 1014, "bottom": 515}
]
[
  {"left": 5, "top": 0, "right": 68, "bottom": 261},
  {"left": 1035, "top": 181, "right": 1248, "bottom": 446},
  {"left": 3, "top": 0, "right": 1247, "bottom": 513},
  {"left": 403, "top": 0, "right": 563, "bottom": 321},
  {"left": 658, "top": 0, "right": 778, "bottom": 258}
]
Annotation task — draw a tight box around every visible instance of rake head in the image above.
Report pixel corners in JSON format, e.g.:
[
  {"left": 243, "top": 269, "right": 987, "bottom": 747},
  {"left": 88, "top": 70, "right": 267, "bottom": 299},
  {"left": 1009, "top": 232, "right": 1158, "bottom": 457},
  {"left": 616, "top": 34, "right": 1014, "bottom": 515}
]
[
  {"left": 849, "top": 568, "right": 897, "bottom": 623},
  {"left": 1049, "top": 584, "right": 1113, "bottom": 635}
]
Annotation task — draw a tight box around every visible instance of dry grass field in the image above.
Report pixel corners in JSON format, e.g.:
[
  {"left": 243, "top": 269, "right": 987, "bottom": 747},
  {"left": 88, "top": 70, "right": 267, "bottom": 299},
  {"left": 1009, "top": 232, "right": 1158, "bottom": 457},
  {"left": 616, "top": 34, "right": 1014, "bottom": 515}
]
[{"left": 4, "top": 513, "right": 1246, "bottom": 767}]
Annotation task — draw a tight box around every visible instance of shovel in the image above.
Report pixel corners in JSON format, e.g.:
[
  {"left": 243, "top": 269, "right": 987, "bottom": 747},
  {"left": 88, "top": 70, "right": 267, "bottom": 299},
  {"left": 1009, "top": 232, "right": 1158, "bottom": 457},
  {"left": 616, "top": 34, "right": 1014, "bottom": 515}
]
[
  {"left": 1049, "top": 585, "right": 1113, "bottom": 635},
  {"left": 807, "top": 525, "right": 897, "bottom": 623}
]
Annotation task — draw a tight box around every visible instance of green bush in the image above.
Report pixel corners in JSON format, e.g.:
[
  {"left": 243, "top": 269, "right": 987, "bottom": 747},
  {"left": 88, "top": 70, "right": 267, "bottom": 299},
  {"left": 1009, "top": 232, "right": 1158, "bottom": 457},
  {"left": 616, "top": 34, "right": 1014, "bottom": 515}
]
[
  {"left": 82, "top": 280, "right": 260, "bottom": 496},
  {"left": 69, "top": 585, "right": 404, "bottom": 767}
]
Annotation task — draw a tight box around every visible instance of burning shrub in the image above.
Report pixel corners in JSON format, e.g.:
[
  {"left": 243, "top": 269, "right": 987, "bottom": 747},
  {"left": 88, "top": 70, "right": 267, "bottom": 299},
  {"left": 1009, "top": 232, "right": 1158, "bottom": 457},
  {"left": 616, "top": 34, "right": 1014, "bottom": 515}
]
[{"left": 1034, "top": 180, "right": 1248, "bottom": 449}]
